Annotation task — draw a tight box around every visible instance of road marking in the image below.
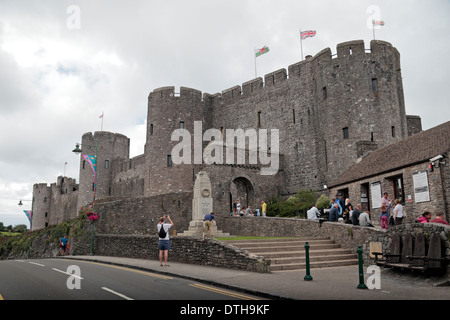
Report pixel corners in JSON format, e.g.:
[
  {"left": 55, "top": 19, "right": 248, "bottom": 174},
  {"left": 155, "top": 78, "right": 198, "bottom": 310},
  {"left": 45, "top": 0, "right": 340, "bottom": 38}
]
[
  {"left": 29, "top": 262, "right": 45, "bottom": 267},
  {"left": 189, "top": 283, "right": 260, "bottom": 300},
  {"left": 102, "top": 287, "right": 134, "bottom": 300},
  {"left": 77, "top": 260, "right": 173, "bottom": 280},
  {"left": 52, "top": 268, "right": 84, "bottom": 279}
]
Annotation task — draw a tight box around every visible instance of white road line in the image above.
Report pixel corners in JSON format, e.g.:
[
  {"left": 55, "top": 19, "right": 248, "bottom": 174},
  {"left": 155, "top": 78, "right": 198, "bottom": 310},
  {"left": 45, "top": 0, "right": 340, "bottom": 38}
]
[
  {"left": 29, "top": 262, "right": 45, "bottom": 267},
  {"left": 101, "top": 287, "right": 134, "bottom": 300},
  {"left": 52, "top": 268, "right": 84, "bottom": 279}
]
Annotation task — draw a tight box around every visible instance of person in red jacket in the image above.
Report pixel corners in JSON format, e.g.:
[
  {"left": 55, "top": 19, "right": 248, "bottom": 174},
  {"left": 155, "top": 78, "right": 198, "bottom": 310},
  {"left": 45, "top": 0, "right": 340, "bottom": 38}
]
[{"left": 430, "top": 212, "right": 449, "bottom": 225}]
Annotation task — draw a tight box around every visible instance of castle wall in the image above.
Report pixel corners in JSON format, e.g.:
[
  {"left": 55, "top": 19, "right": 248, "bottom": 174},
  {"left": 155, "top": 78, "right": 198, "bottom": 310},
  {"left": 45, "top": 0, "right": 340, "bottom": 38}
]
[{"left": 31, "top": 183, "right": 52, "bottom": 230}]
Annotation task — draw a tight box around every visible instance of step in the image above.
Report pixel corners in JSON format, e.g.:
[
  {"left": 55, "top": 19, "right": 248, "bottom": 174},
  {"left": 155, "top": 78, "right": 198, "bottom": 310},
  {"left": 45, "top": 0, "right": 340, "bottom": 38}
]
[
  {"left": 271, "top": 259, "right": 359, "bottom": 271},
  {"left": 260, "top": 248, "right": 353, "bottom": 259},
  {"left": 237, "top": 243, "right": 341, "bottom": 253},
  {"left": 269, "top": 253, "right": 357, "bottom": 265},
  {"left": 228, "top": 239, "right": 334, "bottom": 249}
]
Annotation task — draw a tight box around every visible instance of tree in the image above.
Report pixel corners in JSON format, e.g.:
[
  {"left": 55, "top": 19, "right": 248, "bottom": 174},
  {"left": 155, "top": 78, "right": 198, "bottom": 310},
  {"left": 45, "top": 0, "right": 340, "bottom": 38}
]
[{"left": 13, "top": 224, "right": 27, "bottom": 233}]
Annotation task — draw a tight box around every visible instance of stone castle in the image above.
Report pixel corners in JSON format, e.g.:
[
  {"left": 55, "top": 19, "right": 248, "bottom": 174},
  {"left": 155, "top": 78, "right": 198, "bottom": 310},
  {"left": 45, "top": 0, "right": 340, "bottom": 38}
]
[{"left": 31, "top": 39, "right": 423, "bottom": 231}]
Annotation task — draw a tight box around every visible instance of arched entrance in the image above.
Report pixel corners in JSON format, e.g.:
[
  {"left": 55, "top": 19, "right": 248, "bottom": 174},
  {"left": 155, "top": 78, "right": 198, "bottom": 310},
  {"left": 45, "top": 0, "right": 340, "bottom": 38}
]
[{"left": 230, "top": 177, "right": 255, "bottom": 212}]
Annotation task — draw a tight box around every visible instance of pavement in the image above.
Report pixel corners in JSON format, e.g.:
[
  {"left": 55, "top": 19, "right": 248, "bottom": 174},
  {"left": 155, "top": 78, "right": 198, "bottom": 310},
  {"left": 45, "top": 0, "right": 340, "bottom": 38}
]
[{"left": 60, "top": 255, "right": 450, "bottom": 300}]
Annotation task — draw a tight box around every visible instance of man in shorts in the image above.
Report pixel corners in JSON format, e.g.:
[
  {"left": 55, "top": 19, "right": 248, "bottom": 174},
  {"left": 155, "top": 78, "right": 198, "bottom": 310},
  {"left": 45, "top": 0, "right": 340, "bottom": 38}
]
[
  {"left": 203, "top": 212, "right": 216, "bottom": 238},
  {"left": 157, "top": 215, "right": 174, "bottom": 267}
]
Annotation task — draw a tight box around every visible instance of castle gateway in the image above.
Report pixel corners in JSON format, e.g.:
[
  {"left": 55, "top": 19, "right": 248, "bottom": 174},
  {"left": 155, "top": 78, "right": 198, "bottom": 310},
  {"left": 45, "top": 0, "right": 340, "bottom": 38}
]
[{"left": 31, "top": 40, "right": 424, "bottom": 230}]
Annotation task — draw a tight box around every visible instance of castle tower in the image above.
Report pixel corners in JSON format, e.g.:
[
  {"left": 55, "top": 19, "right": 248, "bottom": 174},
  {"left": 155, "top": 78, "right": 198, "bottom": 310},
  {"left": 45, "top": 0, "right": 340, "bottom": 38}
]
[
  {"left": 144, "top": 87, "right": 204, "bottom": 196},
  {"left": 31, "top": 183, "right": 51, "bottom": 230},
  {"left": 77, "top": 131, "right": 130, "bottom": 209},
  {"left": 312, "top": 40, "right": 408, "bottom": 184}
]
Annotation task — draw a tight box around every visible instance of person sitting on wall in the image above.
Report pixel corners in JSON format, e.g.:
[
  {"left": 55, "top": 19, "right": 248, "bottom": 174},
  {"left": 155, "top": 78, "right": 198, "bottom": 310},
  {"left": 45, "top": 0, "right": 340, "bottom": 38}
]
[
  {"left": 430, "top": 212, "right": 449, "bottom": 225},
  {"left": 352, "top": 204, "right": 362, "bottom": 225},
  {"left": 329, "top": 203, "right": 339, "bottom": 222},
  {"left": 417, "top": 211, "right": 432, "bottom": 223},
  {"left": 359, "top": 211, "right": 374, "bottom": 227},
  {"left": 307, "top": 203, "right": 320, "bottom": 220}
]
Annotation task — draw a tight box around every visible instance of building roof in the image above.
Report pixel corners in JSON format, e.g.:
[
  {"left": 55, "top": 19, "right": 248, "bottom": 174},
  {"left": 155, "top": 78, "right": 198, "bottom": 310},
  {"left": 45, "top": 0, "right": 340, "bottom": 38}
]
[{"left": 330, "top": 120, "right": 450, "bottom": 187}]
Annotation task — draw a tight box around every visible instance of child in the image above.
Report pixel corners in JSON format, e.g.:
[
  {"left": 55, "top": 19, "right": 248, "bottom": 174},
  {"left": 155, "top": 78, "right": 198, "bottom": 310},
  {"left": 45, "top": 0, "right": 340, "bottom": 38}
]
[{"left": 380, "top": 203, "right": 390, "bottom": 229}]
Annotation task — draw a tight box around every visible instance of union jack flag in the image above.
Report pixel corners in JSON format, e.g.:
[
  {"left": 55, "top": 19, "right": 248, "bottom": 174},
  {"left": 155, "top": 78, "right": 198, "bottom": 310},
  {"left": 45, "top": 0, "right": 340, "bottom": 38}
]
[{"left": 300, "top": 30, "right": 316, "bottom": 40}]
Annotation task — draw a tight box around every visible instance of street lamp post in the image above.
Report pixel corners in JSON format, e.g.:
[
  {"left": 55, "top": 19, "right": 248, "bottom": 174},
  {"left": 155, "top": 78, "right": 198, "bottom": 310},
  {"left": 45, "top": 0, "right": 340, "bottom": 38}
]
[
  {"left": 18, "top": 199, "right": 33, "bottom": 259},
  {"left": 72, "top": 141, "right": 98, "bottom": 256}
]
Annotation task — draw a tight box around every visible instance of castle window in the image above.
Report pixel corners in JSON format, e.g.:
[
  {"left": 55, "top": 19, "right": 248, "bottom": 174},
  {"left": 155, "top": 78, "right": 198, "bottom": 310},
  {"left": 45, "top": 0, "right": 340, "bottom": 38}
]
[
  {"left": 391, "top": 126, "right": 396, "bottom": 137},
  {"left": 372, "top": 78, "right": 378, "bottom": 92},
  {"left": 167, "top": 155, "right": 173, "bottom": 167},
  {"left": 150, "top": 124, "right": 154, "bottom": 135},
  {"left": 322, "top": 87, "right": 327, "bottom": 99},
  {"left": 371, "top": 132, "right": 374, "bottom": 141},
  {"left": 179, "top": 121, "right": 184, "bottom": 130},
  {"left": 292, "top": 109, "right": 296, "bottom": 124},
  {"left": 343, "top": 127, "right": 349, "bottom": 139},
  {"left": 105, "top": 160, "right": 109, "bottom": 169},
  {"left": 257, "top": 111, "right": 262, "bottom": 128},
  {"left": 82, "top": 160, "right": 86, "bottom": 169}
]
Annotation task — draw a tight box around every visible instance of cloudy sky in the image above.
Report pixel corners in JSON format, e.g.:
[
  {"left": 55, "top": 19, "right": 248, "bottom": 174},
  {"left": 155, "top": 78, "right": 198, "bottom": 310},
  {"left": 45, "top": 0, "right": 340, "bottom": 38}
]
[{"left": 1, "top": 0, "right": 449, "bottom": 228}]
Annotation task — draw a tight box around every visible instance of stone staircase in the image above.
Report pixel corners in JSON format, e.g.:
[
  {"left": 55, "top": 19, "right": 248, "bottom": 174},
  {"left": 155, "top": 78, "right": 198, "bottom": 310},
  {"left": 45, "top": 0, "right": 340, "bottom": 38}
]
[{"left": 224, "top": 237, "right": 358, "bottom": 272}]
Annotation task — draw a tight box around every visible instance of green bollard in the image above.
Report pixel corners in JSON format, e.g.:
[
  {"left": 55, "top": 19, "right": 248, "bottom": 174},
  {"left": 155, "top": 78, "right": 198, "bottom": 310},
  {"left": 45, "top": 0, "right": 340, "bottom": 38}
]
[
  {"left": 357, "top": 245, "right": 368, "bottom": 289},
  {"left": 304, "top": 242, "right": 313, "bottom": 281}
]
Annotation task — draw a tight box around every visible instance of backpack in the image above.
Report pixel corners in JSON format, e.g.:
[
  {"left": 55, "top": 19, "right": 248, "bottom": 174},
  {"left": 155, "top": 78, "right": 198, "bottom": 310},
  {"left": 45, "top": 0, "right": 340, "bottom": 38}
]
[{"left": 158, "top": 223, "right": 167, "bottom": 238}]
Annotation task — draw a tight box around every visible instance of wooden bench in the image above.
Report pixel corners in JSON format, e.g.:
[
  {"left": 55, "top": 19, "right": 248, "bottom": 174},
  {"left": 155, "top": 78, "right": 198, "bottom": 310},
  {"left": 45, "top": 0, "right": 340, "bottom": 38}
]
[{"left": 373, "top": 232, "right": 448, "bottom": 274}]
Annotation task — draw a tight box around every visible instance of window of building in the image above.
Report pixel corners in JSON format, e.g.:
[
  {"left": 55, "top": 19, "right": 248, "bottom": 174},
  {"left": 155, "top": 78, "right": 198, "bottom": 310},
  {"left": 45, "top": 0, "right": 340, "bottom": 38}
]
[
  {"left": 322, "top": 87, "right": 327, "bottom": 99},
  {"left": 179, "top": 121, "right": 184, "bottom": 130},
  {"left": 391, "top": 126, "right": 396, "bottom": 137},
  {"left": 105, "top": 160, "right": 109, "bottom": 169},
  {"left": 257, "top": 111, "right": 262, "bottom": 128},
  {"left": 390, "top": 175, "right": 405, "bottom": 203},
  {"left": 167, "top": 155, "right": 173, "bottom": 167},
  {"left": 343, "top": 127, "right": 349, "bottom": 139},
  {"left": 372, "top": 78, "right": 378, "bottom": 92},
  {"left": 150, "top": 124, "right": 154, "bottom": 135},
  {"left": 292, "top": 109, "right": 296, "bottom": 124}
]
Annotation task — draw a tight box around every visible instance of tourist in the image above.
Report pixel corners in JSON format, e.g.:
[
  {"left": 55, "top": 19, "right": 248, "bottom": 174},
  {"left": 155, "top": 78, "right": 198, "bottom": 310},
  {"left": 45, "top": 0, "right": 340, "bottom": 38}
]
[
  {"left": 330, "top": 198, "right": 342, "bottom": 217},
  {"left": 203, "top": 212, "right": 216, "bottom": 238},
  {"left": 245, "top": 206, "right": 253, "bottom": 216},
  {"left": 60, "top": 235, "right": 68, "bottom": 254},
  {"left": 157, "top": 215, "right": 174, "bottom": 267},
  {"left": 352, "top": 204, "right": 362, "bottom": 225},
  {"left": 307, "top": 203, "right": 320, "bottom": 220},
  {"left": 380, "top": 202, "right": 391, "bottom": 229},
  {"left": 393, "top": 199, "right": 404, "bottom": 225},
  {"left": 329, "top": 203, "right": 339, "bottom": 222},
  {"left": 381, "top": 192, "right": 391, "bottom": 207},
  {"left": 430, "top": 212, "right": 449, "bottom": 225},
  {"left": 261, "top": 200, "right": 267, "bottom": 217},
  {"left": 417, "top": 211, "right": 432, "bottom": 223},
  {"left": 343, "top": 198, "right": 352, "bottom": 222},
  {"left": 359, "top": 211, "right": 374, "bottom": 227},
  {"left": 236, "top": 200, "right": 241, "bottom": 215}
]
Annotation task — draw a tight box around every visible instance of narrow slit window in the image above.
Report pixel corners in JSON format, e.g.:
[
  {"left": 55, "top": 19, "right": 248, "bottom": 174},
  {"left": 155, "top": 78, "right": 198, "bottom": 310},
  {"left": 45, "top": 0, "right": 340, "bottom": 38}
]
[
  {"left": 323, "top": 87, "right": 327, "bottom": 99},
  {"left": 343, "top": 127, "right": 349, "bottom": 139},
  {"left": 372, "top": 78, "right": 378, "bottom": 92},
  {"left": 257, "top": 111, "right": 262, "bottom": 128},
  {"left": 391, "top": 126, "right": 396, "bottom": 137},
  {"left": 167, "top": 155, "right": 173, "bottom": 167}
]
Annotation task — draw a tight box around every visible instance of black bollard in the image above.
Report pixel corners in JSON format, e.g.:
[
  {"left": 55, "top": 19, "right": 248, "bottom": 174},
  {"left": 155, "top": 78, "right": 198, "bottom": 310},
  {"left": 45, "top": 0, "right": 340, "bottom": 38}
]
[
  {"left": 304, "top": 242, "right": 313, "bottom": 281},
  {"left": 357, "top": 245, "right": 368, "bottom": 289}
]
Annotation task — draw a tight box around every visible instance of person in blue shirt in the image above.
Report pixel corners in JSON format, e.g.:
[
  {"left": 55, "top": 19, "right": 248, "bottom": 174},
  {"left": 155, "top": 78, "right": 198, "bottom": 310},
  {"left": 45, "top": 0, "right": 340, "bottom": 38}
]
[
  {"left": 203, "top": 212, "right": 216, "bottom": 238},
  {"left": 60, "top": 235, "right": 68, "bottom": 254},
  {"left": 330, "top": 198, "right": 342, "bottom": 217}
]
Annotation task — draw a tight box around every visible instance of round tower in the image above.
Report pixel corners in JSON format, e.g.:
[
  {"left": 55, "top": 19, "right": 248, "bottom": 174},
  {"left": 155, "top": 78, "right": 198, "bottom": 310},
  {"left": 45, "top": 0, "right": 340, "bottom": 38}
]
[
  {"left": 144, "top": 86, "right": 204, "bottom": 196},
  {"left": 31, "top": 183, "right": 51, "bottom": 230},
  {"left": 77, "top": 131, "right": 130, "bottom": 209},
  {"left": 312, "top": 40, "right": 407, "bottom": 184}
]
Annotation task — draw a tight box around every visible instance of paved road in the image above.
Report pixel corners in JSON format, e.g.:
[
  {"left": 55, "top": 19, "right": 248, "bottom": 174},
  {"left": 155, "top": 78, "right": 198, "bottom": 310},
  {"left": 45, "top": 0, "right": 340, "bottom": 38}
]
[{"left": 0, "top": 259, "right": 263, "bottom": 301}]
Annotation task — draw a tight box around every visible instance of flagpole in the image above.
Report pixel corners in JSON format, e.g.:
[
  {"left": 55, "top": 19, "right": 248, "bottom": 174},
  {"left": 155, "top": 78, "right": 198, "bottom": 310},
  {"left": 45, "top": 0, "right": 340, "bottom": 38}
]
[
  {"left": 100, "top": 112, "right": 104, "bottom": 131},
  {"left": 299, "top": 29, "right": 304, "bottom": 60},
  {"left": 254, "top": 48, "right": 257, "bottom": 78},
  {"left": 372, "top": 20, "right": 376, "bottom": 40}
]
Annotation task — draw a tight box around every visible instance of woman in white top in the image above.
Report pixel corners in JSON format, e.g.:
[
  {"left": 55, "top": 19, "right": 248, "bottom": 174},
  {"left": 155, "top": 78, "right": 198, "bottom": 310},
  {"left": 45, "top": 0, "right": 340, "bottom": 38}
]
[{"left": 393, "top": 199, "right": 404, "bottom": 225}]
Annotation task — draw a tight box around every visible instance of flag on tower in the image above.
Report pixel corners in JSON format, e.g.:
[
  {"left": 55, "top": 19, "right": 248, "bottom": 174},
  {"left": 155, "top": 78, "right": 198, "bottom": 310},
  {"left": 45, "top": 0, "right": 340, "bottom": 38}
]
[
  {"left": 23, "top": 210, "right": 32, "bottom": 224},
  {"left": 372, "top": 20, "right": 385, "bottom": 26},
  {"left": 300, "top": 30, "right": 316, "bottom": 40},
  {"left": 255, "top": 46, "right": 270, "bottom": 57}
]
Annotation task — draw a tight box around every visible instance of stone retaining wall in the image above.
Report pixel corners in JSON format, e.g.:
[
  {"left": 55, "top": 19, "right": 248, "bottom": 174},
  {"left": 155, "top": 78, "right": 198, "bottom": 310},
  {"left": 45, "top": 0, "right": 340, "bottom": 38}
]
[{"left": 95, "top": 234, "right": 270, "bottom": 273}]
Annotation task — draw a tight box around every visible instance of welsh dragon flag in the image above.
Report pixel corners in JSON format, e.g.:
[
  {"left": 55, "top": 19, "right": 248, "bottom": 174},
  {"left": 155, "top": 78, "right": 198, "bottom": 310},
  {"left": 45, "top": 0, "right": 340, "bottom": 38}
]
[{"left": 255, "top": 46, "right": 270, "bottom": 57}]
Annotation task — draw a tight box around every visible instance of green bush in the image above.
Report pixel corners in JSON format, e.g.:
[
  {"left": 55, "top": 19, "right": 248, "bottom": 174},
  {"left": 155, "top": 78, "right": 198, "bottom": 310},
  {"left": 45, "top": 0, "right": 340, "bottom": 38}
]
[{"left": 267, "top": 189, "right": 328, "bottom": 218}]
